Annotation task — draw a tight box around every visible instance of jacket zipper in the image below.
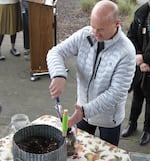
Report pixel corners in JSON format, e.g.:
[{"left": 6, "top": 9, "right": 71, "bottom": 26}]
[{"left": 87, "top": 50, "right": 102, "bottom": 101}]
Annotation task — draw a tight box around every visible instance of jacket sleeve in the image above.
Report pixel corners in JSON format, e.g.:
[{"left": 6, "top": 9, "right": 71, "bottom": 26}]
[
  {"left": 46, "top": 28, "right": 83, "bottom": 79},
  {"left": 143, "top": 50, "right": 150, "bottom": 65},
  {"left": 127, "top": 15, "right": 142, "bottom": 54}
]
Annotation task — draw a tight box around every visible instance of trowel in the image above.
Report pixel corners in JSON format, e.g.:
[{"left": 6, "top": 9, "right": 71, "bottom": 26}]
[{"left": 54, "top": 97, "right": 76, "bottom": 156}]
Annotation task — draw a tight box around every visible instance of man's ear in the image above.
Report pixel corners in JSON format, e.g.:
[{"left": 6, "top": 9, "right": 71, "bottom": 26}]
[{"left": 116, "top": 19, "right": 120, "bottom": 27}]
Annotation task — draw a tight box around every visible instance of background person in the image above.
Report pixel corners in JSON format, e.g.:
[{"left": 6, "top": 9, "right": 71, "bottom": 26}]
[
  {"left": 0, "top": 0, "right": 22, "bottom": 60},
  {"left": 47, "top": 0, "right": 136, "bottom": 146},
  {"left": 21, "top": 0, "right": 30, "bottom": 58},
  {"left": 121, "top": 0, "right": 150, "bottom": 146}
]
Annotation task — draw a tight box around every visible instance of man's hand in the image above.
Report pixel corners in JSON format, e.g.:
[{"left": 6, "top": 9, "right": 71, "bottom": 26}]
[
  {"left": 140, "top": 63, "right": 150, "bottom": 72},
  {"left": 68, "top": 104, "right": 84, "bottom": 128},
  {"left": 136, "top": 54, "right": 143, "bottom": 66},
  {"left": 49, "top": 77, "right": 66, "bottom": 99}
]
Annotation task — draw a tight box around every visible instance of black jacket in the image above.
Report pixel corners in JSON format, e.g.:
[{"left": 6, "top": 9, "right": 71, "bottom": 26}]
[
  {"left": 128, "top": 3, "right": 150, "bottom": 97},
  {"left": 127, "top": 2, "right": 150, "bottom": 64}
]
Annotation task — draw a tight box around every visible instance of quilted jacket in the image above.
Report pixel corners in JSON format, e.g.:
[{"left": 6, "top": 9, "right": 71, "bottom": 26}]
[{"left": 47, "top": 26, "right": 136, "bottom": 128}]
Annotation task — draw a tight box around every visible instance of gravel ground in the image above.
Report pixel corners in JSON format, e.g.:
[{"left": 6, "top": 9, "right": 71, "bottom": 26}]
[{"left": 56, "top": 0, "right": 90, "bottom": 42}]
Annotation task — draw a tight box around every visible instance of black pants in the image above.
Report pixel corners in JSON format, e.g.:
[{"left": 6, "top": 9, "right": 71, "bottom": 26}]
[
  {"left": 23, "top": 9, "right": 30, "bottom": 49},
  {"left": 77, "top": 119, "right": 121, "bottom": 146},
  {"left": 129, "top": 80, "right": 150, "bottom": 132}
]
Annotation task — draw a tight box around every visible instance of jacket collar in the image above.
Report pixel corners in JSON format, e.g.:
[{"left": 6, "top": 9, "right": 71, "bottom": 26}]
[{"left": 86, "top": 25, "right": 122, "bottom": 49}]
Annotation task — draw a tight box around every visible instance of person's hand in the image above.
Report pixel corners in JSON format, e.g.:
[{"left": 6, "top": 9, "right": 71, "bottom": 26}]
[
  {"left": 49, "top": 77, "right": 66, "bottom": 99},
  {"left": 136, "top": 54, "right": 143, "bottom": 65},
  {"left": 140, "top": 63, "right": 150, "bottom": 72},
  {"left": 68, "top": 104, "right": 84, "bottom": 128}
]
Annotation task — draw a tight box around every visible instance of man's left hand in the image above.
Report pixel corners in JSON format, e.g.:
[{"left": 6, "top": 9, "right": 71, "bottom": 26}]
[{"left": 68, "top": 104, "right": 84, "bottom": 127}]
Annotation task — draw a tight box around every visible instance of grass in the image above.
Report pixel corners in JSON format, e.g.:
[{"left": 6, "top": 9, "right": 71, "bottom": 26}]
[
  {"left": 80, "top": 0, "right": 140, "bottom": 33},
  {"left": 80, "top": 0, "right": 98, "bottom": 13}
]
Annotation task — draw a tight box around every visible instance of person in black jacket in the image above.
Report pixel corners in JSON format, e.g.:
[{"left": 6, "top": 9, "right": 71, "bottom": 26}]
[{"left": 121, "top": 0, "right": 150, "bottom": 145}]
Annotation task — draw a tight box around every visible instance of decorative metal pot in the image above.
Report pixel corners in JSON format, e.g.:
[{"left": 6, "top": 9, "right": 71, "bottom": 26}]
[{"left": 12, "top": 124, "right": 67, "bottom": 161}]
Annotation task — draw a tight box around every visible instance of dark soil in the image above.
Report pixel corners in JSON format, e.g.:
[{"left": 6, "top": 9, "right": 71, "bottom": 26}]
[{"left": 17, "top": 136, "right": 60, "bottom": 154}]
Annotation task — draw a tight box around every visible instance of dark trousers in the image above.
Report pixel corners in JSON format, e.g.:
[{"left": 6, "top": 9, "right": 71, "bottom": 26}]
[
  {"left": 23, "top": 9, "right": 30, "bottom": 49},
  {"left": 129, "top": 81, "right": 150, "bottom": 132},
  {"left": 77, "top": 119, "right": 121, "bottom": 146}
]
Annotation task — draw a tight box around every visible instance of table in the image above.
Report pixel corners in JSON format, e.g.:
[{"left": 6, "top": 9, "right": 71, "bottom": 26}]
[{"left": 0, "top": 115, "right": 131, "bottom": 161}]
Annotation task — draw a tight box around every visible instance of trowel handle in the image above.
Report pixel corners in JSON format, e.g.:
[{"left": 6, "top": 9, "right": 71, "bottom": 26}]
[
  {"left": 54, "top": 97, "right": 62, "bottom": 121},
  {"left": 55, "top": 97, "right": 60, "bottom": 104}
]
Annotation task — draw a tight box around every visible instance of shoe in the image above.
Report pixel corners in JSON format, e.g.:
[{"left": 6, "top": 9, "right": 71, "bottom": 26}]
[
  {"left": 0, "top": 55, "right": 5, "bottom": 60},
  {"left": 139, "top": 131, "right": 150, "bottom": 145},
  {"left": 24, "top": 49, "right": 30, "bottom": 56},
  {"left": 10, "top": 48, "right": 20, "bottom": 56},
  {"left": 121, "top": 122, "right": 137, "bottom": 137}
]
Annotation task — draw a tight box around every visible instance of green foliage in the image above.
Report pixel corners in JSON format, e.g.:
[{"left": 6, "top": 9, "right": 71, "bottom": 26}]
[
  {"left": 116, "top": 0, "right": 138, "bottom": 16},
  {"left": 80, "top": 0, "right": 139, "bottom": 17},
  {"left": 80, "top": 0, "right": 98, "bottom": 13},
  {"left": 117, "top": 0, "right": 132, "bottom": 16},
  {"left": 79, "top": 0, "right": 140, "bottom": 33},
  {"left": 116, "top": 0, "right": 140, "bottom": 33}
]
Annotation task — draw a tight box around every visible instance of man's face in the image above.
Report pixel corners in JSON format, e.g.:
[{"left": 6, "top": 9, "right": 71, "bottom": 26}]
[{"left": 90, "top": 15, "right": 119, "bottom": 42}]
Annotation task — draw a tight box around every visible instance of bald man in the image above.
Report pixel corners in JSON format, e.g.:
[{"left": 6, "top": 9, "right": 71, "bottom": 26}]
[{"left": 47, "top": 0, "right": 136, "bottom": 146}]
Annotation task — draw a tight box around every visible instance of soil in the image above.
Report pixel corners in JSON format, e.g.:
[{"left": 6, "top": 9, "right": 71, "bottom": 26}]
[
  {"left": 17, "top": 136, "right": 60, "bottom": 154},
  {"left": 56, "top": 0, "right": 90, "bottom": 42}
]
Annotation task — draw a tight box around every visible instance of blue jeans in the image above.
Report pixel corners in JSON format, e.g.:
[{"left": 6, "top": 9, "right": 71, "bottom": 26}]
[{"left": 77, "top": 119, "right": 121, "bottom": 146}]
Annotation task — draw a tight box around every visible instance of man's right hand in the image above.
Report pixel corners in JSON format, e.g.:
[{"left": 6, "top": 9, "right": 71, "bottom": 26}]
[
  {"left": 49, "top": 77, "right": 66, "bottom": 99},
  {"left": 140, "top": 63, "right": 150, "bottom": 72},
  {"left": 136, "top": 54, "right": 143, "bottom": 66}
]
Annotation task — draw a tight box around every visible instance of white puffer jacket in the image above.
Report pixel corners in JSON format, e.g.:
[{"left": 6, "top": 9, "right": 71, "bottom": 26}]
[
  {"left": 0, "top": 0, "right": 19, "bottom": 4},
  {"left": 47, "top": 26, "right": 136, "bottom": 128}
]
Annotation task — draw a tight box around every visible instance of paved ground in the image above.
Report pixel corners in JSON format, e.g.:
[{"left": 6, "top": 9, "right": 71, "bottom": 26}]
[{"left": 0, "top": 33, "right": 150, "bottom": 158}]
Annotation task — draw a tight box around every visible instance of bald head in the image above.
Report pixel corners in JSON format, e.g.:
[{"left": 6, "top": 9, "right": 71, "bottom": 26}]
[
  {"left": 90, "top": 0, "right": 120, "bottom": 41},
  {"left": 91, "top": 0, "right": 119, "bottom": 23}
]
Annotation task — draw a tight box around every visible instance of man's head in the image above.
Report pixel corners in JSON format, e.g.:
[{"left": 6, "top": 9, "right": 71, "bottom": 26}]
[{"left": 90, "top": 0, "right": 120, "bottom": 41}]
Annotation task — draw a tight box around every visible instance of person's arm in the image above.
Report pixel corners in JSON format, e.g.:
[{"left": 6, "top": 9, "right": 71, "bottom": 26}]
[
  {"left": 136, "top": 54, "right": 143, "bottom": 65},
  {"left": 140, "top": 63, "right": 150, "bottom": 72},
  {"left": 47, "top": 28, "right": 85, "bottom": 98},
  {"left": 127, "top": 15, "right": 142, "bottom": 54},
  {"left": 136, "top": 52, "right": 150, "bottom": 67},
  {"left": 143, "top": 51, "right": 150, "bottom": 65}
]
